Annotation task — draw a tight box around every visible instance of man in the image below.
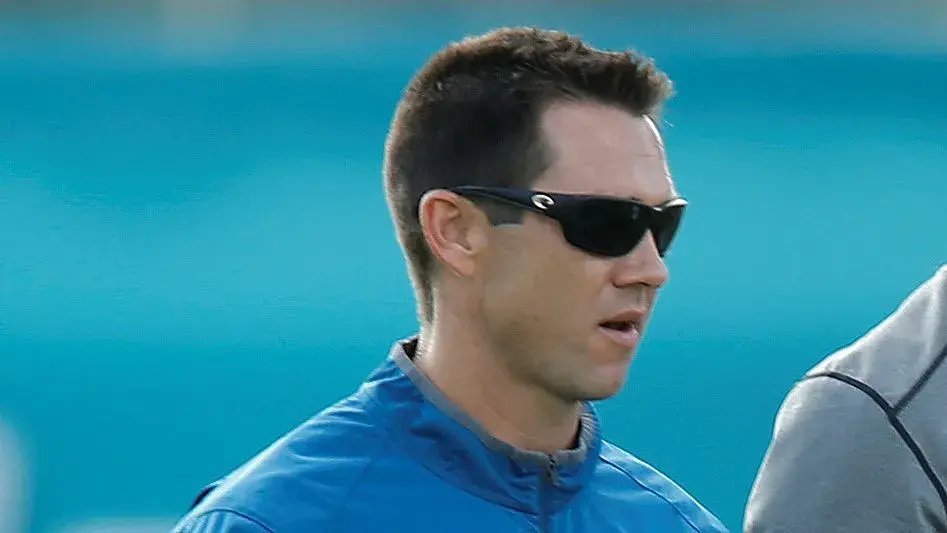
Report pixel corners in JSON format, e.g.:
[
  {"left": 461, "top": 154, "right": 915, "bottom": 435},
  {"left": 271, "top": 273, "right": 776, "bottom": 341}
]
[
  {"left": 745, "top": 266, "right": 947, "bottom": 532},
  {"left": 172, "top": 27, "right": 727, "bottom": 532}
]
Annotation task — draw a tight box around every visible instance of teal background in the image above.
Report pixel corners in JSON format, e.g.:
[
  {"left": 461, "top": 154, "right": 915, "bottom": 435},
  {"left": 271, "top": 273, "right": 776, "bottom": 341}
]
[{"left": 1, "top": 6, "right": 945, "bottom": 532}]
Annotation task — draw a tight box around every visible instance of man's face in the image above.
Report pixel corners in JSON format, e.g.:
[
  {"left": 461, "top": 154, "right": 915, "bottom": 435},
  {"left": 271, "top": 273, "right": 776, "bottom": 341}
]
[{"left": 479, "top": 100, "right": 676, "bottom": 402}]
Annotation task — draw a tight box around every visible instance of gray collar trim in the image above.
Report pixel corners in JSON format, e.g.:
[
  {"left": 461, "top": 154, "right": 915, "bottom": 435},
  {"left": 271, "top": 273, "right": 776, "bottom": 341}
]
[{"left": 392, "top": 340, "right": 595, "bottom": 469}]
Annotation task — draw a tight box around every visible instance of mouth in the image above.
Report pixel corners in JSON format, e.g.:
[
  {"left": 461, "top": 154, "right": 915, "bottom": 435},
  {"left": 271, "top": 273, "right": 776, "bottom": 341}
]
[
  {"left": 597, "top": 310, "right": 645, "bottom": 348},
  {"left": 598, "top": 320, "right": 637, "bottom": 333}
]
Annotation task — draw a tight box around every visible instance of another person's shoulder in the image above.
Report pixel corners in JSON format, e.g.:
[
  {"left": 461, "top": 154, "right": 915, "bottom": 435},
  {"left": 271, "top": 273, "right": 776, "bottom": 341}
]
[
  {"left": 934, "top": 264, "right": 947, "bottom": 287},
  {"left": 594, "top": 441, "right": 728, "bottom": 532},
  {"left": 804, "top": 264, "right": 947, "bottom": 406},
  {"left": 174, "top": 393, "right": 396, "bottom": 533}
]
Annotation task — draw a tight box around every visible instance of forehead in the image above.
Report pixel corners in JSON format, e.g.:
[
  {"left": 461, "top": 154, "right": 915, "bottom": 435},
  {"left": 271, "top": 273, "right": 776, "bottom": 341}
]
[{"left": 532, "top": 101, "right": 675, "bottom": 206}]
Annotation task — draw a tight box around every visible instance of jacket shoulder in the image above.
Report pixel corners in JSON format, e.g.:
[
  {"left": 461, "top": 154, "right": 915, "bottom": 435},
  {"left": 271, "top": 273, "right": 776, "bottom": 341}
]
[
  {"left": 595, "top": 441, "right": 728, "bottom": 532},
  {"left": 178, "top": 392, "right": 394, "bottom": 532},
  {"left": 174, "top": 509, "right": 273, "bottom": 533}
]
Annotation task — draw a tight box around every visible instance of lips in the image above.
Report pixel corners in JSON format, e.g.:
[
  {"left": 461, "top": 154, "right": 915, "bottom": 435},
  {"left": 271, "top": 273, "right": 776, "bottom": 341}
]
[
  {"left": 598, "top": 309, "right": 644, "bottom": 332},
  {"left": 597, "top": 309, "right": 645, "bottom": 348}
]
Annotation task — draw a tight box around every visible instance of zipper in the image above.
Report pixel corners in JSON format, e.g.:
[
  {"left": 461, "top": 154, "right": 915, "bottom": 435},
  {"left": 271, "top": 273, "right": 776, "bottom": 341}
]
[{"left": 539, "top": 455, "right": 559, "bottom": 533}]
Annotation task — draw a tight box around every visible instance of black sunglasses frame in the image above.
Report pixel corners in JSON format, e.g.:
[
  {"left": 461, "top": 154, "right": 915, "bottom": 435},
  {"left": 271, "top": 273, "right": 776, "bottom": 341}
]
[{"left": 445, "top": 186, "right": 687, "bottom": 258}]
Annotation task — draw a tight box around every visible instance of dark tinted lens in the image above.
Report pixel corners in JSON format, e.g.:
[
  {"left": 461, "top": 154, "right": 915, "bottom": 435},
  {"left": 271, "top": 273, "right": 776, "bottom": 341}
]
[
  {"left": 651, "top": 203, "right": 685, "bottom": 256},
  {"left": 556, "top": 198, "right": 650, "bottom": 257}
]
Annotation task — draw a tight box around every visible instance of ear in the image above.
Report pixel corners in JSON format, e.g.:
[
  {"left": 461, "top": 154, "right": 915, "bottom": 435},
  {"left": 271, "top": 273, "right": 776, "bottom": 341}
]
[{"left": 418, "top": 189, "right": 489, "bottom": 278}]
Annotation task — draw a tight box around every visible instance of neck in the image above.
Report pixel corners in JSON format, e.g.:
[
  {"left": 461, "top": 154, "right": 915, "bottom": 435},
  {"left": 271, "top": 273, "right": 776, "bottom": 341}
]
[{"left": 415, "top": 315, "right": 582, "bottom": 454}]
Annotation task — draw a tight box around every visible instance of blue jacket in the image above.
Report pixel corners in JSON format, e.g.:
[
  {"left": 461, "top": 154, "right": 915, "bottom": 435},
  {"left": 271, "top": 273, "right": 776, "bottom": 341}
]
[{"left": 172, "top": 339, "right": 728, "bottom": 533}]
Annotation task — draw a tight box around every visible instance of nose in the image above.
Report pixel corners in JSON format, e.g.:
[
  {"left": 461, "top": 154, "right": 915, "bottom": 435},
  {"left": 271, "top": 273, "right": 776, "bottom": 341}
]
[{"left": 611, "top": 231, "right": 669, "bottom": 289}]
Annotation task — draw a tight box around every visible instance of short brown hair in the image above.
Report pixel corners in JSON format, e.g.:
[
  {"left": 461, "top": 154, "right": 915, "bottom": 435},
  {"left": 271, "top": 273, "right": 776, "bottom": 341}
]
[{"left": 383, "top": 27, "right": 674, "bottom": 324}]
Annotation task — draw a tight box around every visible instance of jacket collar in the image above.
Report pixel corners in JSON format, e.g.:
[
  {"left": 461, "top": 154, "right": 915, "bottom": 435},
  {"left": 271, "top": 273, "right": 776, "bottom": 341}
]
[{"left": 360, "top": 337, "right": 603, "bottom": 514}]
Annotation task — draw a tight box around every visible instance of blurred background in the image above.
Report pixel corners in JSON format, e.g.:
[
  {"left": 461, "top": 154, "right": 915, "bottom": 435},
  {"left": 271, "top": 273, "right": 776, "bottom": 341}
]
[{"left": 1, "top": 1, "right": 945, "bottom": 531}]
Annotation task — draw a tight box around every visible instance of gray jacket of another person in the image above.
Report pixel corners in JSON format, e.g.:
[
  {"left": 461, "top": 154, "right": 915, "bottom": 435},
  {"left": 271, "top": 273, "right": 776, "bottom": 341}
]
[{"left": 745, "top": 265, "right": 947, "bottom": 533}]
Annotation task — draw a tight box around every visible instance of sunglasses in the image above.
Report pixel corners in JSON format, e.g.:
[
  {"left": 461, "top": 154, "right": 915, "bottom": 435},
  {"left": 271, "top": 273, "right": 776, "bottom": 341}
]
[{"left": 447, "top": 186, "right": 687, "bottom": 258}]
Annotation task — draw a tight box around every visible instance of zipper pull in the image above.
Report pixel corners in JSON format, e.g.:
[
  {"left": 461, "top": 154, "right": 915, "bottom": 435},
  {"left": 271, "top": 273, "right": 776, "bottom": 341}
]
[{"left": 546, "top": 456, "right": 559, "bottom": 486}]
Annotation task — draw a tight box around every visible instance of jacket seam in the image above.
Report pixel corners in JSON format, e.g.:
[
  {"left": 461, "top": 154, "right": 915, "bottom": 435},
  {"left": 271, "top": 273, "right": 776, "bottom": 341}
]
[
  {"left": 188, "top": 394, "right": 398, "bottom": 532},
  {"left": 361, "top": 380, "right": 535, "bottom": 515},
  {"left": 189, "top": 508, "right": 276, "bottom": 533},
  {"left": 326, "top": 395, "right": 398, "bottom": 531},
  {"left": 599, "top": 456, "right": 702, "bottom": 532},
  {"left": 803, "top": 371, "right": 947, "bottom": 520},
  {"left": 892, "top": 340, "right": 947, "bottom": 414},
  {"left": 376, "top": 441, "right": 533, "bottom": 514}
]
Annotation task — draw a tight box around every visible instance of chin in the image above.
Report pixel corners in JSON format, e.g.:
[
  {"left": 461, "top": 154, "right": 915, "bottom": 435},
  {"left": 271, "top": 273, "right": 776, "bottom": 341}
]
[
  {"left": 597, "top": 358, "right": 638, "bottom": 396},
  {"left": 577, "top": 375, "right": 628, "bottom": 401},
  {"left": 583, "top": 386, "right": 625, "bottom": 401}
]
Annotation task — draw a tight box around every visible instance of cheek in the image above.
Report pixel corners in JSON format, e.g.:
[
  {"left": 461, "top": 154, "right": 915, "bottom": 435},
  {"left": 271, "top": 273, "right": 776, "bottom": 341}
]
[
  {"left": 545, "top": 253, "right": 608, "bottom": 312},
  {"left": 482, "top": 245, "right": 548, "bottom": 317},
  {"left": 484, "top": 238, "right": 608, "bottom": 331}
]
